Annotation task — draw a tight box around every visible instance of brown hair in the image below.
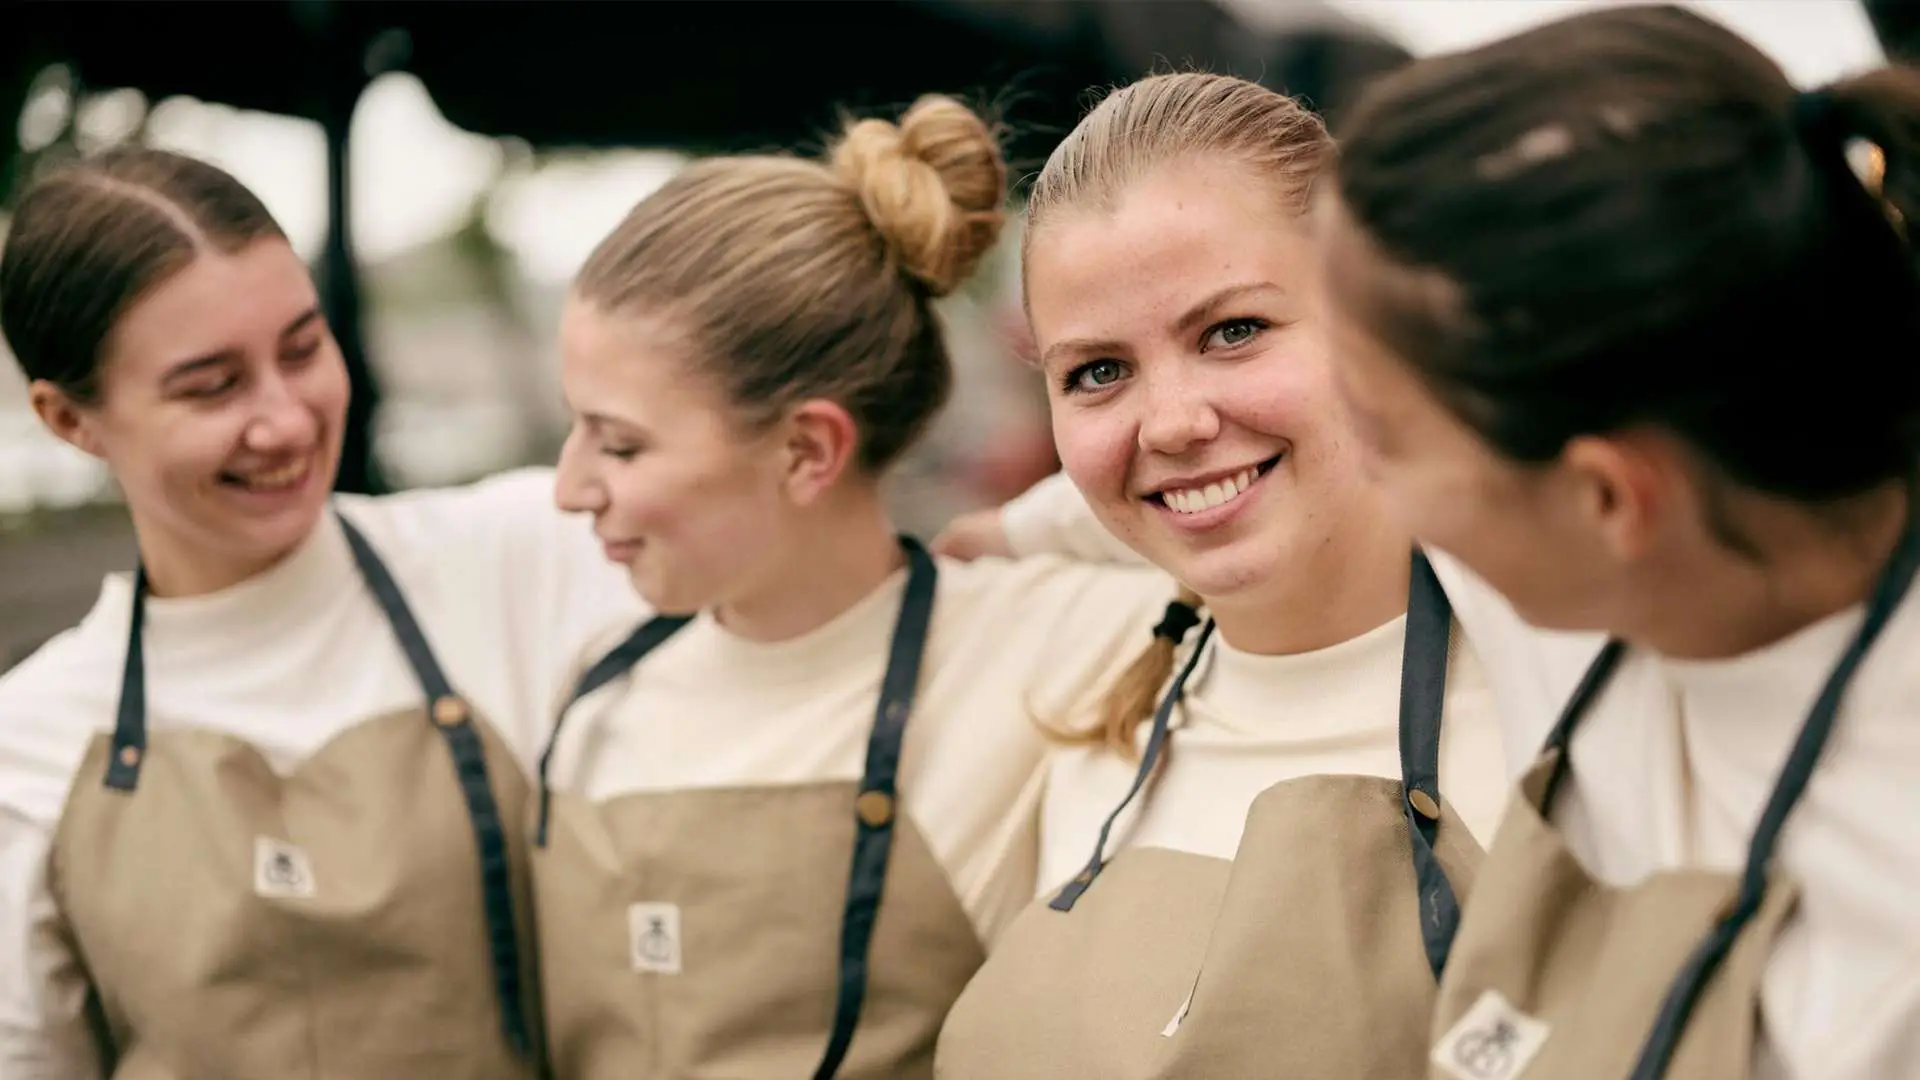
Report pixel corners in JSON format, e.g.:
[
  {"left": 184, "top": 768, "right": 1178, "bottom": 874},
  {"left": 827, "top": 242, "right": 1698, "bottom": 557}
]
[
  {"left": 573, "top": 94, "right": 1007, "bottom": 472},
  {"left": 1332, "top": 4, "right": 1920, "bottom": 504},
  {"left": 1, "top": 148, "right": 288, "bottom": 405},
  {"left": 1024, "top": 72, "right": 1332, "bottom": 754}
]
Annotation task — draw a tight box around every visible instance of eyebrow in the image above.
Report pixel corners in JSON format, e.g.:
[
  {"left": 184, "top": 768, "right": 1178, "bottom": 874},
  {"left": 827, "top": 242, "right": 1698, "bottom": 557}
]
[
  {"left": 157, "top": 307, "right": 325, "bottom": 386},
  {"left": 1039, "top": 280, "right": 1287, "bottom": 367}
]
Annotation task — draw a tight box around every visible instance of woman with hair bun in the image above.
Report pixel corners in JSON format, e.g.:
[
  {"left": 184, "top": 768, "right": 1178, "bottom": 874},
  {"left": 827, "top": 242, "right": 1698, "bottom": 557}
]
[{"left": 528, "top": 95, "right": 1174, "bottom": 1080}]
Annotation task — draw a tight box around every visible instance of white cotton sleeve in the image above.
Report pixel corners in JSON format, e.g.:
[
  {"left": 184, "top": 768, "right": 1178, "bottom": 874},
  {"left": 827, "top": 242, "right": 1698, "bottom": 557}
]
[{"left": 999, "top": 473, "right": 1147, "bottom": 566}]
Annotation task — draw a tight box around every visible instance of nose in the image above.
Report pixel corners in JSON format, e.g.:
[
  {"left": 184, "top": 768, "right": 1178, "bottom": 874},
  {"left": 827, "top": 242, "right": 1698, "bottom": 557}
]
[
  {"left": 240, "top": 370, "right": 319, "bottom": 453},
  {"left": 1135, "top": 368, "right": 1221, "bottom": 457},
  {"left": 553, "top": 424, "right": 607, "bottom": 515}
]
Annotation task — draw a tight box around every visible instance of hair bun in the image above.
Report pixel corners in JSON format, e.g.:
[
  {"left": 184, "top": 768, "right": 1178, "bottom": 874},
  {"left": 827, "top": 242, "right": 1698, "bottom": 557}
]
[{"left": 830, "top": 95, "right": 1008, "bottom": 297}]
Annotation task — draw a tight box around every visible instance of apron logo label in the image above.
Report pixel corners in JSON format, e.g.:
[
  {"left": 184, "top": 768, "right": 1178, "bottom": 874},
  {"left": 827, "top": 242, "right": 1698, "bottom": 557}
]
[
  {"left": 629, "top": 902, "right": 683, "bottom": 974},
  {"left": 1432, "top": 989, "right": 1550, "bottom": 1080},
  {"left": 253, "top": 837, "right": 316, "bottom": 900}
]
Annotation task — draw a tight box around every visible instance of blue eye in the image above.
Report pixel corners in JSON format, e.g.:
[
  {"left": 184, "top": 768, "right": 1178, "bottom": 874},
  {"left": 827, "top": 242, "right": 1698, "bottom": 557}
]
[
  {"left": 1063, "top": 359, "right": 1127, "bottom": 394},
  {"left": 1202, "top": 318, "right": 1267, "bottom": 351}
]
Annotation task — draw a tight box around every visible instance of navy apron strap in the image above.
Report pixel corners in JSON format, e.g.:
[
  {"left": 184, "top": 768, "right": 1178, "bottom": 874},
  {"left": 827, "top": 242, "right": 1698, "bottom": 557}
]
[
  {"left": 811, "top": 536, "right": 940, "bottom": 1080},
  {"left": 335, "top": 513, "right": 537, "bottom": 1059},
  {"left": 103, "top": 567, "right": 152, "bottom": 792},
  {"left": 1400, "top": 548, "right": 1463, "bottom": 980},
  {"left": 1048, "top": 617, "right": 1216, "bottom": 913},
  {"left": 533, "top": 611, "right": 693, "bottom": 846},
  {"left": 1628, "top": 508, "right": 1920, "bottom": 1080},
  {"left": 1534, "top": 638, "right": 1628, "bottom": 815}
]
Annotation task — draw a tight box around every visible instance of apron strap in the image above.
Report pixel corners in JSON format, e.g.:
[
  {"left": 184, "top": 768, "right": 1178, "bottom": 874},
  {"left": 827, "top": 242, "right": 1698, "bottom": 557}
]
[
  {"left": 1629, "top": 507, "right": 1920, "bottom": 1080},
  {"left": 811, "top": 536, "right": 939, "bottom": 1080},
  {"left": 533, "top": 612, "right": 695, "bottom": 846},
  {"left": 103, "top": 567, "right": 152, "bottom": 792},
  {"left": 1049, "top": 618, "right": 1216, "bottom": 912},
  {"left": 336, "top": 514, "right": 538, "bottom": 1060},
  {"left": 1534, "top": 638, "right": 1629, "bottom": 815},
  {"left": 1399, "top": 548, "right": 1463, "bottom": 980}
]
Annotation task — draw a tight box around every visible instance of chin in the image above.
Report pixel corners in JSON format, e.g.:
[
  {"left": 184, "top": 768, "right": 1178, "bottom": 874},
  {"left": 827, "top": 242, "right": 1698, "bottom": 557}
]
[{"left": 1154, "top": 540, "right": 1282, "bottom": 605}]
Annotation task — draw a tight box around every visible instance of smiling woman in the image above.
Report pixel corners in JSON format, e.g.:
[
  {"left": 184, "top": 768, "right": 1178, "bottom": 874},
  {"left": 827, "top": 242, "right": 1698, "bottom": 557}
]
[
  {"left": 0, "top": 148, "right": 637, "bottom": 1077},
  {"left": 931, "top": 72, "right": 1508, "bottom": 1080}
]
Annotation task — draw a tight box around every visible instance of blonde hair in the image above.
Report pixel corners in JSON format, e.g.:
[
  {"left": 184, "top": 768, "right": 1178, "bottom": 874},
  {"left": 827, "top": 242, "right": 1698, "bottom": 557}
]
[
  {"left": 574, "top": 95, "right": 1007, "bottom": 471},
  {"left": 1028, "top": 73, "right": 1332, "bottom": 755}
]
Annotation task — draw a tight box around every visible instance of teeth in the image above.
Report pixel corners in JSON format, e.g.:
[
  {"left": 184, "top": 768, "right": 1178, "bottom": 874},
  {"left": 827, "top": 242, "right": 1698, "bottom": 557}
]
[
  {"left": 238, "top": 461, "right": 308, "bottom": 491},
  {"left": 1162, "top": 466, "right": 1261, "bottom": 515}
]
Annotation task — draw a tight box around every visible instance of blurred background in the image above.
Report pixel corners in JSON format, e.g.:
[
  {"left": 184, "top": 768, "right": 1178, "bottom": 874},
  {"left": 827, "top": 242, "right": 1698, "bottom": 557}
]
[{"left": 0, "top": 0, "right": 1899, "bottom": 669}]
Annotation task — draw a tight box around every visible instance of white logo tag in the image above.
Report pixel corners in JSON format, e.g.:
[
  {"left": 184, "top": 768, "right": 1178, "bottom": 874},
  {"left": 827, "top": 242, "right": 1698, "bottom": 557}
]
[
  {"left": 253, "top": 837, "right": 316, "bottom": 899},
  {"left": 629, "top": 902, "right": 683, "bottom": 974},
  {"left": 1161, "top": 990, "right": 1194, "bottom": 1038},
  {"left": 1431, "top": 989, "right": 1551, "bottom": 1080}
]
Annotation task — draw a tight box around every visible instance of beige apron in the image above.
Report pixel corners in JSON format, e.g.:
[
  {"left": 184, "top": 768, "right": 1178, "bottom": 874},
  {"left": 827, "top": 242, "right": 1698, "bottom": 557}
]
[
  {"left": 937, "top": 550, "right": 1483, "bottom": 1078},
  {"left": 46, "top": 514, "right": 543, "bottom": 1079},
  {"left": 531, "top": 538, "right": 987, "bottom": 1080},
  {"left": 1427, "top": 516, "right": 1920, "bottom": 1080}
]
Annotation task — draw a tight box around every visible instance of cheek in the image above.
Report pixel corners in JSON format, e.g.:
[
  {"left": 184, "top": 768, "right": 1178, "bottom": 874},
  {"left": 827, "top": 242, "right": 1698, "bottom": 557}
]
[{"left": 1048, "top": 398, "right": 1132, "bottom": 502}]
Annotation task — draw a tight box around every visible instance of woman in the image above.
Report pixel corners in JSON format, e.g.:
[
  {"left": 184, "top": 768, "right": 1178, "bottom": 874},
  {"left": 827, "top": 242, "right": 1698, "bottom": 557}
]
[
  {"left": 522, "top": 95, "right": 1175, "bottom": 1080},
  {"left": 975, "top": 8, "right": 1920, "bottom": 1078},
  {"left": 929, "top": 72, "right": 1510, "bottom": 1079},
  {"left": 0, "top": 149, "right": 635, "bottom": 1077},
  {"left": 1327, "top": 9, "right": 1920, "bottom": 1078}
]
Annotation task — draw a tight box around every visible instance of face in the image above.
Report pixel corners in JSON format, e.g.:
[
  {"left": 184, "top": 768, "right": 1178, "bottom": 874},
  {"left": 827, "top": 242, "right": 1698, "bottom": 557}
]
[
  {"left": 36, "top": 239, "right": 347, "bottom": 593},
  {"left": 552, "top": 298, "right": 796, "bottom": 615},
  {"left": 1315, "top": 195, "right": 1621, "bottom": 629},
  {"left": 1027, "top": 161, "right": 1388, "bottom": 604}
]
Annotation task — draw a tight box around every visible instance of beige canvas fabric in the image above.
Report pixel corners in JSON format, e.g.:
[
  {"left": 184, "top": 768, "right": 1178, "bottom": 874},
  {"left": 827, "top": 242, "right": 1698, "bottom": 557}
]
[
  {"left": 535, "top": 781, "right": 985, "bottom": 1079},
  {"left": 936, "top": 773, "right": 1484, "bottom": 1078},
  {"left": 49, "top": 704, "right": 544, "bottom": 1079},
  {"left": 1425, "top": 750, "right": 1794, "bottom": 1080}
]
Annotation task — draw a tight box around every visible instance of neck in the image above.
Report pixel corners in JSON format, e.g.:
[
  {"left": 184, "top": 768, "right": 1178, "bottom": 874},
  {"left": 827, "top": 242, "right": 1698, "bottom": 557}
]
[
  {"left": 1205, "top": 496, "right": 1415, "bottom": 656},
  {"left": 712, "top": 485, "right": 904, "bottom": 643},
  {"left": 1624, "top": 479, "right": 1911, "bottom": 660},
  {"left": 131, "top": 510, "right": 306, "bottom": 600}
]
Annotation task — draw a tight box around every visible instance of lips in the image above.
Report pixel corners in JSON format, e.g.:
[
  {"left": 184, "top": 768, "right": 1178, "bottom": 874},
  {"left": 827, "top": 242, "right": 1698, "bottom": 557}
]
[
  {"left": 220, "top": 456, "right": 313, "bottom": 493},
  {"left": 1150, "top": 454, "right": 1281, "bottom": 515}
]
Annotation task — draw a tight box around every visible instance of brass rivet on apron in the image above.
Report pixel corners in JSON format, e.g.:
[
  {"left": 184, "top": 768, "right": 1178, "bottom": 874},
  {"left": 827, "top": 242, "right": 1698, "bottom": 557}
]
[
  {"left": 1073, "top": 869, "right": 1093, "bottom": 885},
  {"left": 431, "top": 695, "right": 468, "bottom": 728},
  {"left": 118, "top": 745, "right": 141, "bottom": 768},
  {"left": 885, "top": 700, "right": 906, "bottom": 723},
  {"left": 1408, "top": 789, "right": 1441, "bottom": 821},
  {"left": 855, "top": 790, "right": 894, "bottom": 827}
]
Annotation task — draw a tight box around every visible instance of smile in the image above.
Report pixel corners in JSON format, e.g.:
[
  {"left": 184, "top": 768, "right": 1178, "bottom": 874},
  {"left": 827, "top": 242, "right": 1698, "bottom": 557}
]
[
  {"left": 1151, "top": 455, "right": 1282, "bottom": 515},
  {"left": 220, "top": 457, "right": 312, "bottom": 493}
]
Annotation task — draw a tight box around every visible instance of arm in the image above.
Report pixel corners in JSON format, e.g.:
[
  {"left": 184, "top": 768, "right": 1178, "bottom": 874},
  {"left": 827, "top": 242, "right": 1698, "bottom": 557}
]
[
  {"left": 935, "top": 472, "right": 1149, "bottom": 566},
  {"left": 0, "top": 818, "right": 103, "bottom": 1079}
]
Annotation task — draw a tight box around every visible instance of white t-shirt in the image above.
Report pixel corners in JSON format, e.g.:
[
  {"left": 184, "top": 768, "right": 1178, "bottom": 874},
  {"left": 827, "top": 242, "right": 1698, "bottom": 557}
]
[
  {"left": 1005, "top": 470, "right": 1920, "bottom": 1080},
  {"left": 0, "top": 469, "right": 638, "bottom": 1079},
  {"left": 549, "top": 554, "right": 1180, "bottom": 944}
]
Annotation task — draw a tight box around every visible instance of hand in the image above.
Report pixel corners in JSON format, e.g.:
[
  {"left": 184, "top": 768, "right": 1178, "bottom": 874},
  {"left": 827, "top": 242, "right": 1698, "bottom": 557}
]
[{"left": 931, "top": 508, "right": 1013, "bottom": 561}]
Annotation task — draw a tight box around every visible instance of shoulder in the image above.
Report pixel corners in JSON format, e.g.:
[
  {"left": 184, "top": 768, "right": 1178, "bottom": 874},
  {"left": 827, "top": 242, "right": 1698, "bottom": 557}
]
[
  {"left": 932, "top": 552, "right": 1175, "bottom": 621},
  {"left": 333, "top": 468, "right": 579, "bottom": 559},
  {"left": 0, "top": 615, "right": 118, "bottom": 828}
]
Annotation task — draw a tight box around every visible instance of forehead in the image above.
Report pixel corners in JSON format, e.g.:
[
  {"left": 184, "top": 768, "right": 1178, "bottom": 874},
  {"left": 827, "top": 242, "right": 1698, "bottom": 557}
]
[
  {"left": 557, "top": 297, "right": 732, "bottom": 418},
  {"left": 1025, "top": 162, "right": 1309, "bottom": 342},
  {"left": 102, "top": 240, "right": 317, "bottom": 376}
]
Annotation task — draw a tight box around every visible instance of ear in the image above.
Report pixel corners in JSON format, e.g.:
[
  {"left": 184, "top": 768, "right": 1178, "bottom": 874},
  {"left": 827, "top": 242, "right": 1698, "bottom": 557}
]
[
  {"left": 778, "top": 398, "right": 861, "bottom": 505},
  {"left": 1559, "top": 433, "right": 1673, "bottom": 561},
  {"left": 28, "top": 380, "right": 108, "bottom": 459}
]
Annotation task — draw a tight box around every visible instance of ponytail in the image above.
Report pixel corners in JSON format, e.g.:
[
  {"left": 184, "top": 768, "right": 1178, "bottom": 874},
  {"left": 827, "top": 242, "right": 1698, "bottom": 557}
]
[{"left": 1043, "top": 588, "right": 1204, "bottom": 760}]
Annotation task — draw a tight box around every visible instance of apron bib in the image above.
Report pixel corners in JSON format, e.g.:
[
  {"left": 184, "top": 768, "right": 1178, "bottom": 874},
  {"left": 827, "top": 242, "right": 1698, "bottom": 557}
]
[
  {"left": 937, "top": 550, "right": 1482, "bottom": 1078},
  {"left": 1428, "top": 512, "right": 1920, "bottom": 1080},
  {"left": 531, "top": 538, "right": 985, "bottom": 1080},
  {"left": 49, "top": 514, "right": 542, "bottom": 1079}
]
